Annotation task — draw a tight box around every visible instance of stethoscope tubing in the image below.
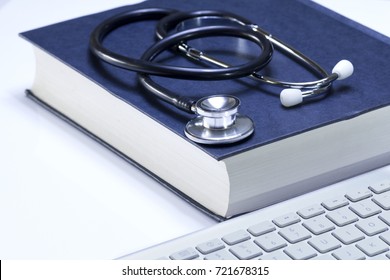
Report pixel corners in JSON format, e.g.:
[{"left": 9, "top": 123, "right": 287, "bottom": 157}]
[{"left": 90, "top": 8, "right": 273, "bottom": 81}]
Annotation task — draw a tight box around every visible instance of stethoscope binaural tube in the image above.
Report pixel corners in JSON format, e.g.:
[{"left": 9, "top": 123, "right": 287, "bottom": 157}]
[{"left": 156, "top": 10, "right": 354, "bottom": 107}]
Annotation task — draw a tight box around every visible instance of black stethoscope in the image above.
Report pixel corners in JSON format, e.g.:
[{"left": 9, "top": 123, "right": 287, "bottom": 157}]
[{"left": 90, "top": 8, "right": 354, "bottom": 145}]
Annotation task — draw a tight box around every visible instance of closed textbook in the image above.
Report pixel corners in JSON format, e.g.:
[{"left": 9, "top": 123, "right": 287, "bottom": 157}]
[{"left": 21, "top": 0, "right": 390, "bottom": 220}]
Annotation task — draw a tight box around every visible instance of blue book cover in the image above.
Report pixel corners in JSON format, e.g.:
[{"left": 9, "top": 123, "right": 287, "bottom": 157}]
[
  {"left": 20, "top": 0, "right": 390, "bottom": 219},
  {"left": 21, "top": 0, "right": 390, "bottom": 159}
]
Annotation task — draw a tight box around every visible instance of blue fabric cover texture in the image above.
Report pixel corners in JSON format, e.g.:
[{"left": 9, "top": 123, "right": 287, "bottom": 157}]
[{"left": 21, "top": 0, "right": 390, "bottom": 160}]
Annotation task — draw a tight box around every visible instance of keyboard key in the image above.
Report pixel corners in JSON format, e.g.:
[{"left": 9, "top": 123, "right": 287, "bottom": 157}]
[
  {"left": 311, "top": 254, "right": 336, "bottom": 260},
  {"left": 302, "top": 215, "right": 335, "bottom": 235},
  {"left": 325, "top": 207, "right": 358, "bottom": 226},
  {"left": 355, "top": 217, "right": 388, "bottom": 236},
  {"left": 379, "top": 231, "right": 390, "bottom": 245},
  {"left": 345, "top": 188, "right": 372, "bottom": 202},
  {"left": 387, "top": 253, "right": 390, "bottom": 259},
  {"left": 273, "top": 212, "right": 301, "bottom": 227},
  {"left": 372, "top": 192, "right": 390, "bottom": 210},
  {"left": 297, "top": 204, "right": 325, "bottom": 219},
  {"left": 222, "top": 229, "right": 251, "bottom": 245},
  {"left": 349, "top": 198, "right": 382, "bottom": 218},
  {"left": 254, "top": 232, "right": 287, "bottom": 252},
  {"left": 370, "top": 254, "right": 390, "bottom": 260},
  {"left": 283, "top": 242, "right": 317, "bottom": 260},
  {"left": 332, "top": 224, "right": 365, "bottom": 245},
  {"left": 308, "top": 233, "right": 341, "bottom": 253},
  {"left": 204, "top": 249, "right": 237, "bottom": 260},
  {"left": 260, "top": 250, "right": 291, "bottom": 260},
  {"left": 369, "top": 182, "right": 390, "bottom": 194},
  {"left": 322, "top": 197, "right": 349, "bottom": 210},
  {"left": 278, "top": 224, "right": 311, "bottom": 243},
  {"left": 247, "top": 221, "right": 275, "bottom": 236},
  {"left": 229, "top": 241, "right": 262, "bottom": 260},
  {"left": 356, "top": 237, "right": 389, "bottom": 257},
  {"left": 332, "top": 245, "right": 366, "bottom": 260},
  {"left": 170, "top": 248, "right": 199, "bottom": 260},
  {"left": 196, "top": 238, "right": 225, "bottom": 254},
  {"left": 379, "top": 211, "right": 390, "bottom": 225}
]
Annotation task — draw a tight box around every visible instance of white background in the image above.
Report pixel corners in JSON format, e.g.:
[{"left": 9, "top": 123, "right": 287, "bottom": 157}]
[{"left": 1, "top": 0, "right": 389, "bottom": 259}]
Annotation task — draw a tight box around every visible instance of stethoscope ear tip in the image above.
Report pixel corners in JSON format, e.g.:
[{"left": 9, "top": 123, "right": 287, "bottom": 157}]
[
  {"left": 280, "top": 88, "right": 303, "bottom": 107},
  {"left": 332, "top": 59, "right": 354, "bottom": 80}
]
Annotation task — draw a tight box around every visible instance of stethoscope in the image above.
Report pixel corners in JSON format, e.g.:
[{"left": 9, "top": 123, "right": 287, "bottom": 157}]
[{"left": 90, "top": 8, "right": 354, "bottom": 145}]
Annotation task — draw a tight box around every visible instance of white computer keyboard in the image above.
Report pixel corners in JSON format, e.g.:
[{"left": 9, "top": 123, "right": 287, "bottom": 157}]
[{"left": 120, "top": 165, "right": 390, "bottom": 260}]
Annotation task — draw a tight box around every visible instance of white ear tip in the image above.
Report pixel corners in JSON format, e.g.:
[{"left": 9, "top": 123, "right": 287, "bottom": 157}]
[
  {"left": 280, "top": 88, "right": 303, "bottom": 107},
  {"left": 332, "top": 59, "right": 354, "bottom": 80}
]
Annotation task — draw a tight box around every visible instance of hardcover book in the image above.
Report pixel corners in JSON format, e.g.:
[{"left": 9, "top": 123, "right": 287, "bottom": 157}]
[{"left": 21, "top": 0, "right": 390, "bottom": 219}]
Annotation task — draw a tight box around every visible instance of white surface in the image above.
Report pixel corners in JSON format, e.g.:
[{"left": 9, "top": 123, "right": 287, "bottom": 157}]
[
  {"left": 0, "top": 0, "right": 216, "bottom": 260},
  {"left": 0, "top": 0, "right": 389, "bottom": 259}
]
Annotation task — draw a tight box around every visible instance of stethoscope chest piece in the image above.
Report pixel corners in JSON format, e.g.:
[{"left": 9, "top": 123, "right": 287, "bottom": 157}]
[{"left": 185, "top": 95, "right": 254, "bottom": 144}]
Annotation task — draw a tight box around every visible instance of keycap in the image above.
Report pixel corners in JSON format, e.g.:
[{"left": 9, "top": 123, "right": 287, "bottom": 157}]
[
  {"left": 379, "top": 231, "right": 390, "bottom": 245},
  {"left": 322, "top": 197, "right": 349, "bottom": 210},
  {"left": 260, "top": 250, "right": 291, "bottom": 260},
  {"left": 332, "top": 246, "right": 366, "bottom": 260},
  {"left": 325, "top": 207, "right": 358, "bottom": 226},
  {"left": 311, "top": 254, "right": 336, "bottom": 260},
  {"left": 222, "top": 229, "right": 251, "bottom": 245},
  {"left": 387, "top": 253, "right": 390, "bottom": 259},
  {"left": 196, "top": 238, "right": 225, "bottom": 254},
  {"left": 355, "top": 217, "right": 388, "bottom": 236},
  {"left": 229, "top": 241, "right": 262, "bottom": 260},
  {"left": 278, "top": 224, "right": 311, "bottom": 243},
  {"left": 369, "top": 182, "right": 390, "bottom": 194},
  {"left": 345, "top": 188, "right": 372, "bottom": 202},
  {"left": 204, "top": 249, "right": 237, "bottom": 260},
  {"left": 247, "top": 221, "right": 276, "bottom": 236},
  {"left": 254, "top": 232, "right": 287, "bottom": 252},
  {"left": 308, "top": 233, "right": 341, "bottom": 253},
  {"left": 273, "top": 212, "right": 301, "bottom": 227},
  {"left": 372, "top": 192, "right": 390, "bottom": 210},
  {"left": 371, "top": 254, "right": 390, "bottom": 260},
  {"left": 332, "top": 224, "right": 365, "bottom": 245},
  {"left": 170, "top": 248, "right": 199, "bottom": 260},
  {"left": 302, "top": 215, "right": 335, "bottom": 235},
  {"left": 349, "top": 198, "right": 382, "bottom": 218},
  {"left": 297, "top": 204, "right": 325, "bottom": 219},
  {"left": 356, "top": 237, "right": 389, "bottom": 257},
  {"left": 379, "top": 211, "right": 390, "bottom": 225},
  {"left": 283, "top": 242, "right": 317, "bottom": 260}
]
